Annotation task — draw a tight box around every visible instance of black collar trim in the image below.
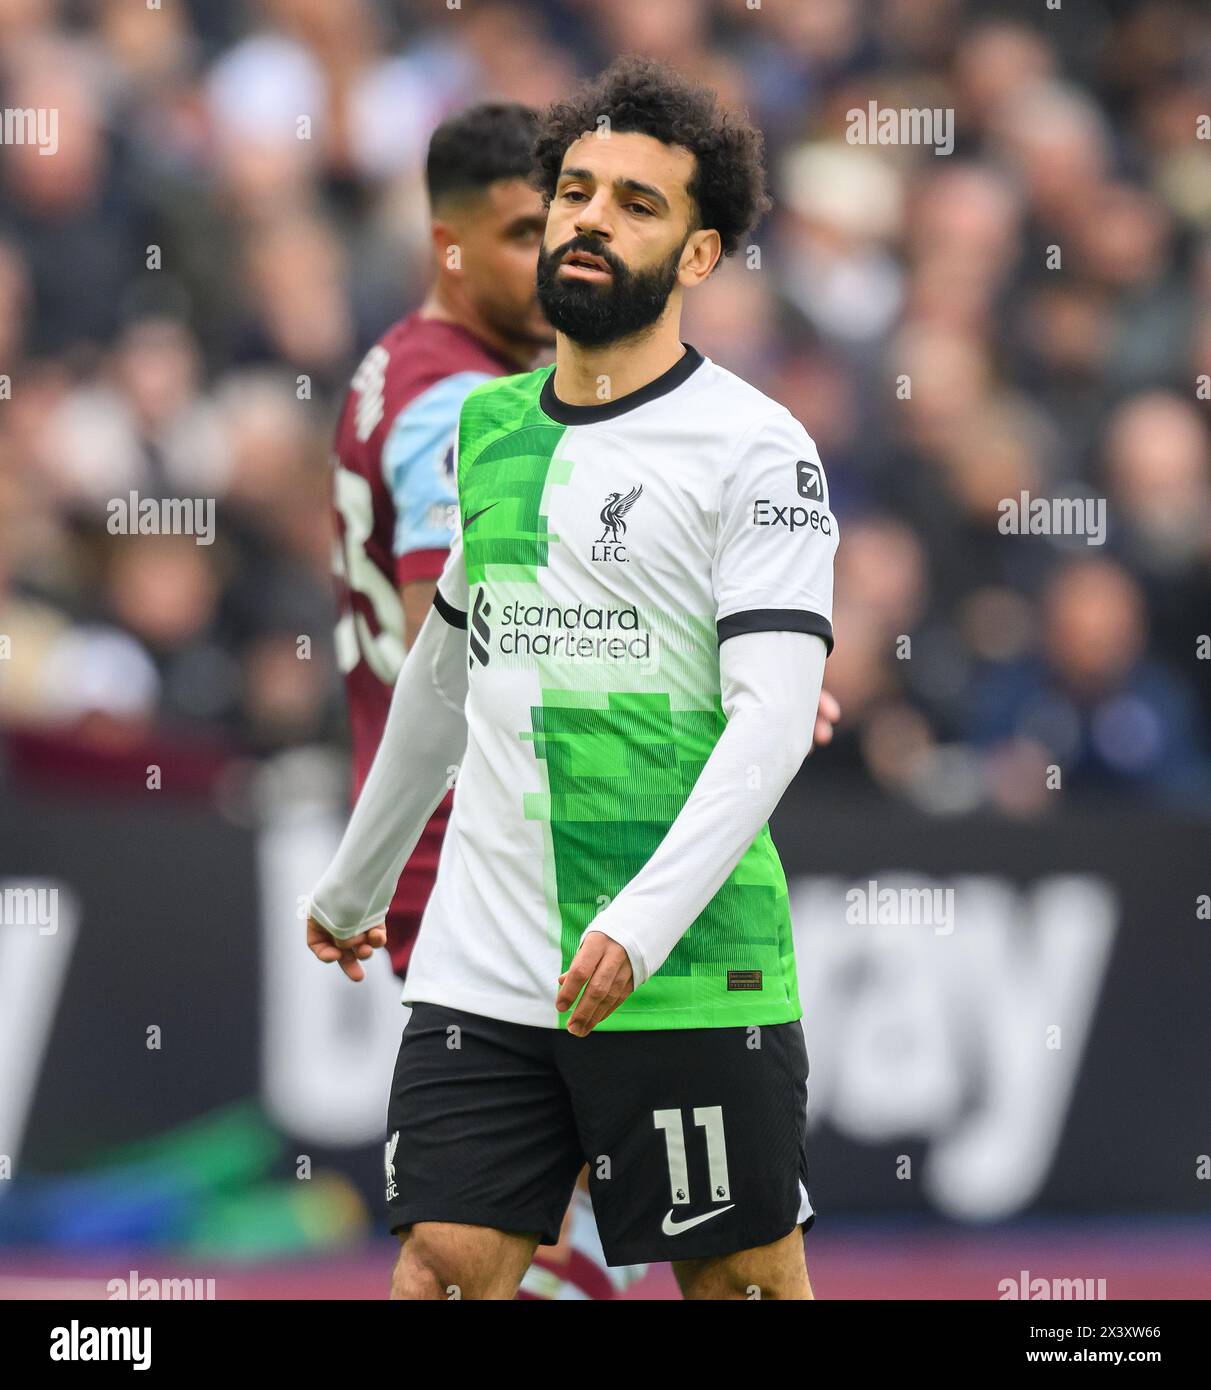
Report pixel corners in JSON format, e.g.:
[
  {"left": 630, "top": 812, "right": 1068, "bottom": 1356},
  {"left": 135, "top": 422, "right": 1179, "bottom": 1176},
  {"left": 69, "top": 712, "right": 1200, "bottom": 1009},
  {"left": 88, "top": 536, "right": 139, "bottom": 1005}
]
[{"left": 539, "top": 344, "right": 705, "bottom": 425}]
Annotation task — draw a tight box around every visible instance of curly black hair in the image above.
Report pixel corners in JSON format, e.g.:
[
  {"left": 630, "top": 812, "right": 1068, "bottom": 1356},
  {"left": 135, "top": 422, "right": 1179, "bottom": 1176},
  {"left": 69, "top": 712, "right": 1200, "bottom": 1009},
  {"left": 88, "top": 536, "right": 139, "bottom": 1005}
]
[{"left": 532, "top": 57, "right": 771, "bottom": 263}]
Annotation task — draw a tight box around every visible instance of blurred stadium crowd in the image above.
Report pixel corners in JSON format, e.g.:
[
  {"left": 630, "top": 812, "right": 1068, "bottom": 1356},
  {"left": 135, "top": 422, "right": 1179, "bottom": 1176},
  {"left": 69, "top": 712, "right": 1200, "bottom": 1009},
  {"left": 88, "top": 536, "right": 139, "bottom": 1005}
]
[{"left": 1, "top": 0, "right": 1209, "bottom": 815}]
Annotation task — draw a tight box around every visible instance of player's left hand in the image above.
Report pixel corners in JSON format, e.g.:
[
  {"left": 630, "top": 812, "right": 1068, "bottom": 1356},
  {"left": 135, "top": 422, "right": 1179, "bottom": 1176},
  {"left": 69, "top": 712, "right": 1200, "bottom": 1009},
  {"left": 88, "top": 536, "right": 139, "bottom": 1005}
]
[
  {"left": 813, "top": 687, "right": 841, "bottom": 750},
  {"left": 557, "top": 931, "right": 634, "bottom": 1036}
]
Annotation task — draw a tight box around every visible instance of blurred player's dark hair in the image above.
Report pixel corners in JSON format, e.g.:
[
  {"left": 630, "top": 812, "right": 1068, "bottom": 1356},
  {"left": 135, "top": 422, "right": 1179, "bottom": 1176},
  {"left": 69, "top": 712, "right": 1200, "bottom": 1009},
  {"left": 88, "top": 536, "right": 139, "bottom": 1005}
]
[
  {"left": 426, "top": 102, "right": 540, "bottom": 209},
  {"left": 532, "top": 56, "right": 771, "bottom": 263}
]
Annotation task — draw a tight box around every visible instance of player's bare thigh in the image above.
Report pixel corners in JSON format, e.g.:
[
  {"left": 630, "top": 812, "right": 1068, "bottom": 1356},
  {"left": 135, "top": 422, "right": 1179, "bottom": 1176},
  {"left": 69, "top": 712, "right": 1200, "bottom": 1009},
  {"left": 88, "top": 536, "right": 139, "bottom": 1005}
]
[
  {"left": 672, "top": 1227, "right": 814, "bottom": 1301},
  {"left": 391, "top": 1221, "right": 541, "bottom": 1300}
]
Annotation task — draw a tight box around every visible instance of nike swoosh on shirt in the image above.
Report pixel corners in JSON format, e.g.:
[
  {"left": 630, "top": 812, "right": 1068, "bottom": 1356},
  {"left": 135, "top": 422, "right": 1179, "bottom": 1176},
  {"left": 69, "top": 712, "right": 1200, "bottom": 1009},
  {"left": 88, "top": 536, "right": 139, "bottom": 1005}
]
[
  {"left": 661, "top": 1204, "right": 735, "bottom": 1236},
  {"left": 463, "top": 502, "right": 499, "bottom": 530}
]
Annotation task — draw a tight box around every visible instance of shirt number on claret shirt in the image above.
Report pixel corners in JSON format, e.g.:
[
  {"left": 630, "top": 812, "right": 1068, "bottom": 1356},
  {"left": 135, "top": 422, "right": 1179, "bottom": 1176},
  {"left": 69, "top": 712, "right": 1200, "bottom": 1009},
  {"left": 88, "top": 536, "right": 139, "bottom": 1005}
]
[{"left": 333, "top": 464, "right": 405, "bottom": 683}]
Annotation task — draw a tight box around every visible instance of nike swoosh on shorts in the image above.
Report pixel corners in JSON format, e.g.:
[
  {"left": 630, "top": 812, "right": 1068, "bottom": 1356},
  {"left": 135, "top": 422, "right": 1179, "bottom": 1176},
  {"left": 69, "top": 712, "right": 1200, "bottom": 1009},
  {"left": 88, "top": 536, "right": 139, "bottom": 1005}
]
[{"left": 661, "top": 1204, "right": 736, "bottom": 1236}]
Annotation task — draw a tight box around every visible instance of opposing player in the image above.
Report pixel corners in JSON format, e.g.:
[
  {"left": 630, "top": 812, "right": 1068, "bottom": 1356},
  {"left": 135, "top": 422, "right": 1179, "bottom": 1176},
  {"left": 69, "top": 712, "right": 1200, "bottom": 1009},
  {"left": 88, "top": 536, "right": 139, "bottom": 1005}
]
[
  {"left": 331, "top": 102, "right": 549, "bottom": 973},
  {"left": 312, "top": 61, "right": 840, "bottom": 1299}
]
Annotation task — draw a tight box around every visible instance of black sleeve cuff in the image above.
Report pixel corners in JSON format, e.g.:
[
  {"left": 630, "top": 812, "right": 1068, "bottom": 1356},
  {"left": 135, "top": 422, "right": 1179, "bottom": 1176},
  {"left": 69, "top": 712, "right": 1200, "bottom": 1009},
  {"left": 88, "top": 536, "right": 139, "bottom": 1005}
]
[
  {"left": 433, "top": 587, "right": 467, "bottom": 629},
  {"left": 717, "top": 608, "right": 834, "bottom": 655}
]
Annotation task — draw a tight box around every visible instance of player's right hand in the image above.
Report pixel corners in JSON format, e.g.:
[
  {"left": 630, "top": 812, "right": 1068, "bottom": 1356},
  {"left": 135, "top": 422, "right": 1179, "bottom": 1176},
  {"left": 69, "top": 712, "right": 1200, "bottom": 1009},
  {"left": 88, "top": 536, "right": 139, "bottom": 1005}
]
[{"left": 307, "top": 915, "right": 387, "bottom": 983}]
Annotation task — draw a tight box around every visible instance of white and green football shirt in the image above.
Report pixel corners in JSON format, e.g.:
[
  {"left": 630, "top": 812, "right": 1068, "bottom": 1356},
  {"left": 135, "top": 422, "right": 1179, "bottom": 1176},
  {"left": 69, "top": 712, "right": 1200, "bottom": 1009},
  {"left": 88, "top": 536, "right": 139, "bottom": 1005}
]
[{"left": 403, "top": 344, "right": 838, "bottom": 1031}]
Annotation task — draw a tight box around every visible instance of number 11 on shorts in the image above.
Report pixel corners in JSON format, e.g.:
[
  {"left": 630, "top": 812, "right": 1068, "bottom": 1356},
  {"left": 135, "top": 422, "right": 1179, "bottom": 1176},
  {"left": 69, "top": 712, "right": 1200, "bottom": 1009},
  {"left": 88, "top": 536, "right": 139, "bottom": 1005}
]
[{"left": 653, "top": 1106, "right": 732, "bottom": 1205}]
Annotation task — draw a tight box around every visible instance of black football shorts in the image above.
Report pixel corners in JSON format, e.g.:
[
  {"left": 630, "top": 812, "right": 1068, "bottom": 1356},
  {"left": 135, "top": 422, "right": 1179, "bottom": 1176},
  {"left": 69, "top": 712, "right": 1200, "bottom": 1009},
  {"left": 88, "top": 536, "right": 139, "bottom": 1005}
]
[{"left": 383, "top": 1002, "right": 815, "bottom": 1267}]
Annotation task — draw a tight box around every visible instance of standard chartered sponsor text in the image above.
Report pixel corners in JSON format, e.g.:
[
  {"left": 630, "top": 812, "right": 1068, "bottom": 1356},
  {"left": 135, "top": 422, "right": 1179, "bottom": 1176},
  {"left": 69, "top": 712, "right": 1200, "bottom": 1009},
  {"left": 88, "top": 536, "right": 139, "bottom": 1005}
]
[{"left": 497, "top": 600, "right": 651, "bottom": 661}]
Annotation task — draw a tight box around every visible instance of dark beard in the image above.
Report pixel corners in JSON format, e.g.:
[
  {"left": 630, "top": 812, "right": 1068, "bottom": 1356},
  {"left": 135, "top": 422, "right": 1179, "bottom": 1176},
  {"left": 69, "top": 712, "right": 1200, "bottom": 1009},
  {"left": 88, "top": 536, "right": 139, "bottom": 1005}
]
[{"left": 536, "top": 234, "right": 684, "bottom": 347}]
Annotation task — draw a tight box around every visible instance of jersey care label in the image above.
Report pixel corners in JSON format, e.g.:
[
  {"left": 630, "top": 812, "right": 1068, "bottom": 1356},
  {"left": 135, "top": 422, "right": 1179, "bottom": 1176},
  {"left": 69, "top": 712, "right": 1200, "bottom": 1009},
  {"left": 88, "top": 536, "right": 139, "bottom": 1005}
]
[{"left": 727, "top": 970, "right": 763, "bottom": 991}]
